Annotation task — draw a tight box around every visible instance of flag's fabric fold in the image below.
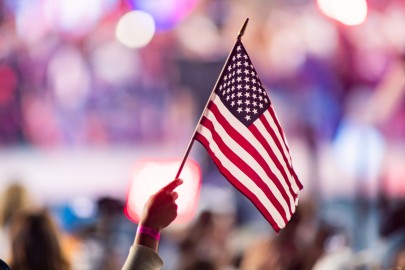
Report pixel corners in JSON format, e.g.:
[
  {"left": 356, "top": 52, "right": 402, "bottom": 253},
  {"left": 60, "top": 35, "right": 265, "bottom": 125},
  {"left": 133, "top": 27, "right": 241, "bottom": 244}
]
[{"left": 194, "top": 39, "right": 303, "bottom": 232}]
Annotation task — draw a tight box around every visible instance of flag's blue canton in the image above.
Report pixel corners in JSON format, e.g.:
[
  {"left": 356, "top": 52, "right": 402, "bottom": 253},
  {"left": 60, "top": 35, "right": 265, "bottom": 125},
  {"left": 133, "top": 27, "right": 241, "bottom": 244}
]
[{"left": 215, "top": 40, "right": 270, "bottom": 127}]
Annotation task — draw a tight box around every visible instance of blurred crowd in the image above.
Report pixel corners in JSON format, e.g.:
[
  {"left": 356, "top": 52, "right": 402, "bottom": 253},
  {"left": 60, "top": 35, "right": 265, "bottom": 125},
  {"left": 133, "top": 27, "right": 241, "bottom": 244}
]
[
  {"left": 1, "top": 181, "right": 405, "bottom": 270},
  {"left": 1, "top": 0, "right": 405, "bottom": 269}
]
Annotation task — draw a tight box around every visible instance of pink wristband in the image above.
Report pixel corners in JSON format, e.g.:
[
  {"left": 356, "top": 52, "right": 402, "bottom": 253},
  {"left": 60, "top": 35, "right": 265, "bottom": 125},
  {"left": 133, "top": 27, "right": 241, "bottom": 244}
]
[{"left": 137, "top": 226, "right": 161, "bottom": 241}]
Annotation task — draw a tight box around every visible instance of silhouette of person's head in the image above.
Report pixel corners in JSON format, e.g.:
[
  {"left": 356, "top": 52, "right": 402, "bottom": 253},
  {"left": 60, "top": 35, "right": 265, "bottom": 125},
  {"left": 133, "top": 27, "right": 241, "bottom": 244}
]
[
  {"left": 9, "top": 209, "right": 70, "bottom": 270},
  {"left": 0, "top": 259, "right": 10, "bottom": 270}
]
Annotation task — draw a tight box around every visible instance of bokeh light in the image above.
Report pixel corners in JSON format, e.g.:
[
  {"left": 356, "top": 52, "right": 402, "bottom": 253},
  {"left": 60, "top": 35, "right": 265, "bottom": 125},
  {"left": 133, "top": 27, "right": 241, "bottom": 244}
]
[
  {"left": 115, "top": 10, "right": 155, "bottom": 49},
  {"left": 90, "top": 41, "right": 141, "bottom": 86},
  {"left": 128, "top": 0, "right": 198, "bottom": 31},
  {"left": 333, "top": 119, "right": 385, "bottom": 182},
  {"left": 317, "top": 0, "right": 368, "bottom": 26},
  {"left": 13, "top": 0, "right": 118, "bottom": 41},
  {"left": 176, "top": 14, "right": 221, "bottom": 58},
  {"left": 43, "top": 0, "right": 118, "bottom": 35},
  {"left": 70, "top": 196, "right": 96, "bottom": 219},
  {"left": 14, "top": 0, "right": 48, "bottom": 43},
  {"left": 126, "top": 159, "right": 201, "bottom": 224},
  {"left": 0, "top": 64, "right": 17, "bottom": 106},
  {"left": 47, "top": 45, "right": 91, "bottom": 110}
]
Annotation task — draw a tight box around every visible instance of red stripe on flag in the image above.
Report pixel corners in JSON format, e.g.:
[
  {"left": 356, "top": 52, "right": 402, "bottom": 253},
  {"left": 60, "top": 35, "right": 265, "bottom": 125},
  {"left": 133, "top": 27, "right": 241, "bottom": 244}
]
[
  {"left": 258, "top": 116, "right": 301, "bottom": 194},
  {"left": 249, "top": 120, "right": 297, "bottom": 202},
  {"left": 199, "top": 116, "right": 289, "bottom": 224},
  {"left": 207, "top": 102, "right": 294, "bottom": 216},
  {"left": 194, "top": 132, "right": 282, "bottom": 232},
  {"left": 255, "top": 113, "right": 299, "bottom": 196},
  {"left": 268, "top": 106, "right": 303, "bottom": 190}
]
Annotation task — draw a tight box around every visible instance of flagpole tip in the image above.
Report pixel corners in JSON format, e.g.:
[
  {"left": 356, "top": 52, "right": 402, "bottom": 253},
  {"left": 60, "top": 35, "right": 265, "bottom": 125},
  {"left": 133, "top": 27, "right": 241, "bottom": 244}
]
[{"left": 237, "top": 18, "right": 249, "bottom": 39}]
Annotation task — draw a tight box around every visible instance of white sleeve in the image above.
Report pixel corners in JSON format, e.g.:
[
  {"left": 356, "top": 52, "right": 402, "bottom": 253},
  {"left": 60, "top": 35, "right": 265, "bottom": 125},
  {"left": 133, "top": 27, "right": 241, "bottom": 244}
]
[{"left": 122, "top": 245, "right": 164, "bottom": 270}]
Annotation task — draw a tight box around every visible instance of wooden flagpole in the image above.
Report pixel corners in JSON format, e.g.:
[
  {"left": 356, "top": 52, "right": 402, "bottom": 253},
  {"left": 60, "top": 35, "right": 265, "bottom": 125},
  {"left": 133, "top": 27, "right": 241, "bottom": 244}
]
[{"left": 174, "top": 18, "right": 249, "bottom": 179}]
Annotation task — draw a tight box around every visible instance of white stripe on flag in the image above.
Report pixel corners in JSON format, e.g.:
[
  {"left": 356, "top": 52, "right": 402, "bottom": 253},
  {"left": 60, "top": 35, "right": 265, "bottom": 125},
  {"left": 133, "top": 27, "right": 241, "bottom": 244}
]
[
  {"left": 197, "top": 124, "right": 286, "bottom": 228},
  {"left": 203, "top": 107, "right": 292, "bottom": 219},
  {"left": 262, "top": 111, "right": 300, "bottom": 193},
  {"left": 211, "top": 95, "right": 296, "bottom": 210},
  {"left": 255, "top": 115, "right": 299, "bottom": 195}
]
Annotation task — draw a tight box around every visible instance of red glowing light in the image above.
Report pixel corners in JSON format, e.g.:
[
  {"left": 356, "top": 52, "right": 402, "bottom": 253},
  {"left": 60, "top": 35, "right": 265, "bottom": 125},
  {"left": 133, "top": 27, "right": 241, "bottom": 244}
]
[
  {"left": 125, "top": 159, "right": 201, "bottom": 224},
  {"left": 317, "top": 0, "right": 368, "bottom": 26},
  {"left": 0, "top": 65, "right": 17, "bottom": 105}
]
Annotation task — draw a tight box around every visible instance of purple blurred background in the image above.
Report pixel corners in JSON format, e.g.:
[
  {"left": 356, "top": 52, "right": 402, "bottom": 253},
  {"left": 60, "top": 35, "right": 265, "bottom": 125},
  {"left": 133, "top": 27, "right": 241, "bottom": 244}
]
[{"left": 1, "top": 0, "right": 405, "bottom": 269}]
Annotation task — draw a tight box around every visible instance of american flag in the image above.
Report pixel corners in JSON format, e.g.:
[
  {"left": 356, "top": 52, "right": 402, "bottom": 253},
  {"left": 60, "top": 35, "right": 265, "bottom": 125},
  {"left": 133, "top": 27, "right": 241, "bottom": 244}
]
[{"left": 194, "top": 39, "right": 303, "bottom": 232}]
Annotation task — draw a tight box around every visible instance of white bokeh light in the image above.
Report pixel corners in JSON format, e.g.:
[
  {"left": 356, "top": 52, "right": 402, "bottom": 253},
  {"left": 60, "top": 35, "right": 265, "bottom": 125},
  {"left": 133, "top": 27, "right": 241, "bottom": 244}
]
[
  {"left": 126, "top": 159, "right": 201, "bottom": 224},
  {"left": 333, "top": 119, "right": 385, "bottom": 181},
  {"left": 115, "top": 10, "right": 155, "bottom": 49},
  {"left": 47, "top": 45, "right": 91, "bottom": 110},
  {"left": 91, "top": 41, "right": 140, "bottom": 86},
  {"left": 43, "top": 0, "right": 117, "bottom": 34},
  {"left": 317, "top": 0, "right": 368, "bottom": 26},
  {"left": 71, "top": 196, "right": 96, "bottom": 219}
]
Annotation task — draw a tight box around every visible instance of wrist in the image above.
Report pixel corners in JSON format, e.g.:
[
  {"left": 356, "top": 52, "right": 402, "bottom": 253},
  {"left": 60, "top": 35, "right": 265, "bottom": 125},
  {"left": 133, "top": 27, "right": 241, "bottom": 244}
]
[
  {"left": 140, "top": 218, "right": 162, "bottom": 232},
  {"left": 137, "top": 225, "right": 161, "bottom": 241},
  {"left": 135, "top": 225, "right": 160, "bottom": 252}
]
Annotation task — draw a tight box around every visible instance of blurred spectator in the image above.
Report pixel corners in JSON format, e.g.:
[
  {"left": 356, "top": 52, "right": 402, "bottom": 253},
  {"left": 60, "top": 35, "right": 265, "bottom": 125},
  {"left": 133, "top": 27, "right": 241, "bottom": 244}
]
[
  {"left": 379, "top": 200, "right": 405, "bottom": 238},
  {"left": 71, "top": 197, "right": 131, "bottom": 270},
  {"left": 178, "top": 210, "right": 235, "bottom": 270},
  {"left": 240, "top": 236, "right": 282, "bottom": 270},
  {"left": 379, "top": 198, "right": 405, "bottom": 269},
  {"left": 92, "top": 197, "right": 129, "bottom": 270},
  {"left": 9, "top": 209, "right": 71, "bottom": 270},
  {"left": 239, "top": 200, "right": 338, "bottom": 270},
  {"left": 0, "top": 182, "right": 32, "bottom": 262},
  {"left": 183, "top": 259, "right": 217, "bottom": 270},
  {"left": 0, "top": 259, "right": 10, "bottom": 270}
]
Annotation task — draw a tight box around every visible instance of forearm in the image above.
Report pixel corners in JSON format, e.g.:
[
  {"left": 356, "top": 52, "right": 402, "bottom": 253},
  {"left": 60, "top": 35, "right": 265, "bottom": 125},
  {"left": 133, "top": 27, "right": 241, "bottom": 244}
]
[{"left": 122, "top": 245, "right": 163, "bottom": 270}]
